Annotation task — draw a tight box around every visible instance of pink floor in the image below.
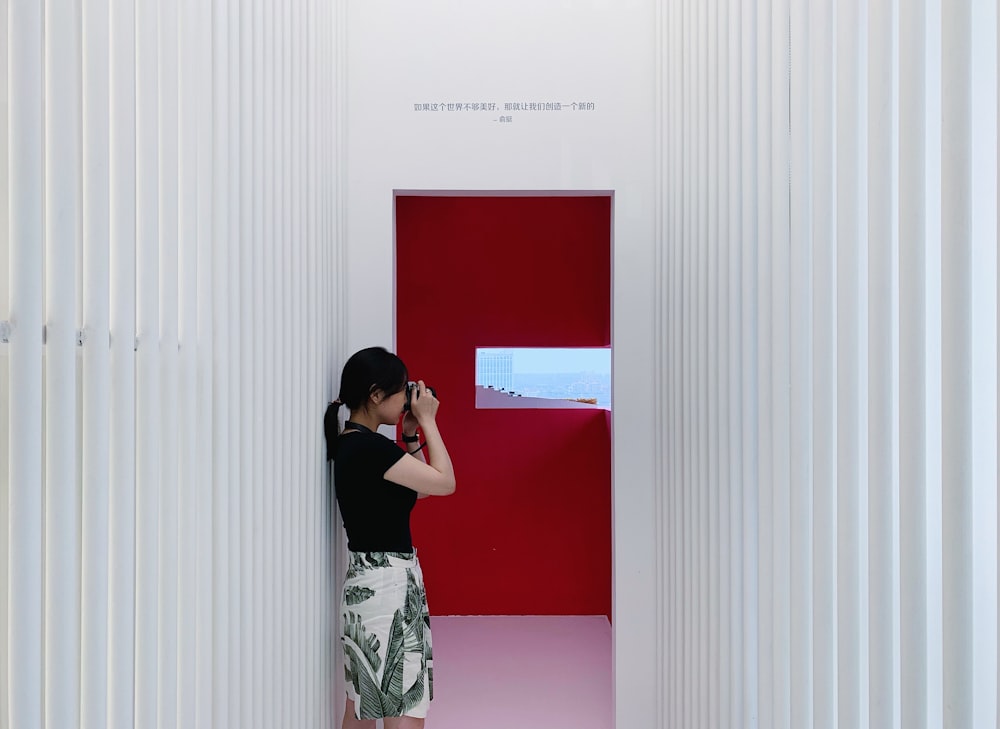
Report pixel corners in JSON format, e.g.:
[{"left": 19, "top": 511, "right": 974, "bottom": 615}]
[{"left": 426, "top": 615, "right": 612, "bottom": 729}]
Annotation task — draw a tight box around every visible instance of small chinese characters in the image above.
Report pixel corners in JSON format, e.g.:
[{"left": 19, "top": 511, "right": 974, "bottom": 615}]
[
  {"left": 412, "top": 101, "right": 597, "bottom": 113},
  {"left": 413, "top": 102, "right": 498, "bottom": 112}
]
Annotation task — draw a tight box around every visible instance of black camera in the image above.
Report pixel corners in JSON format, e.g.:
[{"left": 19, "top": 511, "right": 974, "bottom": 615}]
[{"left": 403, "top": 381, "right": 436, "bottom": 412}]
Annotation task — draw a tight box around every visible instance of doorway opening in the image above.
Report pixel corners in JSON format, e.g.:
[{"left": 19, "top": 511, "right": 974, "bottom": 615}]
[{"left": 393, "top": 191, "right": 613, "bottom": 729}]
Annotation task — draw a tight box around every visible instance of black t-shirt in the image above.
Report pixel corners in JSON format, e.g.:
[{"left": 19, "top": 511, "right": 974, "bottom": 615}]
[{"left": 334, "top": 430, "right": 416, "bottom": 552}]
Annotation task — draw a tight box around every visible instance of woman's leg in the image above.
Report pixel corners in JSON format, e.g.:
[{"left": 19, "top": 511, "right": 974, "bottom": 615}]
[
  {"left": 341, "top": 698, "right": 376, "bottom": 729},
  {"left": 383, "top": 715, "right": 425, "bottom": 729}
]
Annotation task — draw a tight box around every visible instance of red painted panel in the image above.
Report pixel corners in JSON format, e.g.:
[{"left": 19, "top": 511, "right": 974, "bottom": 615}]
[{"left": 395, "top": 195, "right": 611, "bottom": 617}]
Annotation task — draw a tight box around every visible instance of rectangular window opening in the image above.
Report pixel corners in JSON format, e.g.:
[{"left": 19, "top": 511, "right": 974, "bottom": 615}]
[{"left": 475, "top": 347, "right": 611, "bottom": 410}]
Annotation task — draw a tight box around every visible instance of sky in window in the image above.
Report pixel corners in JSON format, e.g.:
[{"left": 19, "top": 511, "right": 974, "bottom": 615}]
[{"left": 478, "top": 347, "right": 611, "bottom": 375}]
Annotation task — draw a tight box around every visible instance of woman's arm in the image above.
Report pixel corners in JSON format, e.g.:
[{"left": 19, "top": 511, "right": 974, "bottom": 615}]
[
  {"left": 400, "top": 421, "right": 431, "bottom": 499},
  {"left": 384, "top": 381, "right": 456, "bottom": 496}
]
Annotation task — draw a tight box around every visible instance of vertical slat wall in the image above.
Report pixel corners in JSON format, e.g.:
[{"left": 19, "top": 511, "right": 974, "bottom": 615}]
[
  {"left": 1, "top": 1, "right": 343, "bottom": 728},
  {"left": 657, "top": 0, "right": 999, "bottom": 727}
]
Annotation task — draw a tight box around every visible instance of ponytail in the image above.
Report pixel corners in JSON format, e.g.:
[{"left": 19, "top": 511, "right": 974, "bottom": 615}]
[{"left": 324, "top": 400, "right": 343, "bottom": 461}]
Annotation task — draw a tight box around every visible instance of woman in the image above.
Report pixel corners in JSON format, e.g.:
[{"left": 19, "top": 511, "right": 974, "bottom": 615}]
[{"left": 325, "top": 346, "right": 456, "bottom": 729}]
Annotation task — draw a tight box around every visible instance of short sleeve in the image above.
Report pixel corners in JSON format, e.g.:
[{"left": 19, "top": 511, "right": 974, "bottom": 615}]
[{"left": 365, "top": 433, "right": 406, "bottom": 475}]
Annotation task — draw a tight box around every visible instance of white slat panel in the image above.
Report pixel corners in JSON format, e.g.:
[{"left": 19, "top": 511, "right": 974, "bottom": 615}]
[
  {"left": 212, "top": 0, "right": 232, "bottom": 725},
  {"left": 8, "top": 1, "right": 45, "bottom": 727},
  {"left": 275, "top": 1, "right": 288, "bottom": 720},
  {"left": 262, "top": 0, "right": 277, "bottom": 724},
  {"left": 769, "top": 0, "right": 792, "bottom": 723},
  {"left": 0, "top": 0, "right": 8, "bottom": 322},
  {"left": 156, "top": 1, "right": 181, "bottom": 727},
  {"left": 738, "top": 0, "right": 759, "bottom": 723},
  {"left": 836, "top": 0, "right": 870, "bottom": 724},
  {"left": 108, "top": 0, "right": 138, "bottom": 725},
  {"left": 788, "top": 0, "right": 814, "bottom": 724},
  {"left": 681, "top": 2, "right": 694, "bottom": 723},
  {"left": 725, "top": 0, "right": 746, "bottom": 725},
  {"left": 252, "top": 0, "right": 265, "bottom": 721},
  {"left": 706, "top": 0, "right": 723, "bottom": 723},
  {"left": 715, "top": 4, "right": 734, "bottom": 722},
  {"left": 0, "top": 0, "right": 9, "bottom": 713},
  {"left": 290, "top": 0, "right": 304, "bottom": 721},
  {"left": 867, "top": 2, "right": 901, "bottom": 726},
  {"left": 134, "top": 0, "right": 161, "bottom": 723},
  {"left": 305, "top": 0, "right": 319, "bottom": 722},
  {"left": 226, "top": 3, "right": 244, "bottom": 726},
  {"left": 898, "top": 0, "right": 930, "bottom": 725},
  {"left": 661, "top": 0, "right": 678, "bottom": 723},
  {"left": 176, "top": 0, "right": 200, "bottom": 724},
  {"left": 43, "top": 1, "right": 82, "bottom": 726},
  {"left": 969, "top": 1, "right": 999, "bottom": 725},
  {"left": 239, "top": 0, "right": 256, "bottom": 723},
  {"left": 942, "top": 0, "right": 974, "bottom": 725},
  {"left": 922, "top": 2, "right": 945, "bottom": 723},
  {"left": 696, "top": 4, "right": 709, "bottom": 726},
  {"left": 194, "top": 0, "right": 215, "bottom": 724},
  {"left": 81, "top": 0, "right": 112, "bottom": 726},
  {"left": 754, "top": 1, "right": 775, "bottom": 724},
  {"left": 809, "top": 0, "right": 838, "bottom": 726}
]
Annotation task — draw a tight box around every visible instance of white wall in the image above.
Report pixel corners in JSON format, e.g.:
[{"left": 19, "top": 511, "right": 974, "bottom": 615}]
[
  {"left": 344, "top": 2, "right": 660, "bottom": 725},
  {"left": 0, "top": 1, "right": 342, "bottom": 728}
]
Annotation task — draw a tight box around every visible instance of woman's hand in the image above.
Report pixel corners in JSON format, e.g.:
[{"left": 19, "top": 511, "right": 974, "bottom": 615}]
[
  {"left": 385, "top": 379, "right": 455, "bottom": 496},
  {"left": 409, "top": 380, "right": 439, "bottom": 426},
  {"left": 401, "top": 409, "right": 420, "bottom": 437}
]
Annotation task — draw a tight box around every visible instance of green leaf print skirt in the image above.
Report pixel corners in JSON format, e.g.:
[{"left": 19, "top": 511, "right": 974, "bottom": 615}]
[{"left": 341, "top": 550, "right": 434, "bottom": 720}]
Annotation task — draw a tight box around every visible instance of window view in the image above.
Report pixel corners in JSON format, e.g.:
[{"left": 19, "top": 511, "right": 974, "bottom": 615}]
[{"left": 475, "top": 347, "right": 611, "bottom": 410}]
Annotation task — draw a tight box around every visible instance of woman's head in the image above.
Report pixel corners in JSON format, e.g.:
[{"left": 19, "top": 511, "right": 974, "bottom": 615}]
[
  {"left": 325, "top": 346, "right": 409, "bottom": 460},
  {"left": 337, "top": 346, "right": 409, "bottom": 413}
]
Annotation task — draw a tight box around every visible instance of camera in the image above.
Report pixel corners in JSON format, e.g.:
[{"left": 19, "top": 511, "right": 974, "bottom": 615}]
[{"left": 403, "top": 381, "right": 437, "bottom": 412}]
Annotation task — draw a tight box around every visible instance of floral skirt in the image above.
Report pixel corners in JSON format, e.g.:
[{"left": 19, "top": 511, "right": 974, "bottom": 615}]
[{"left": 341, "top": 550, "right": 434, "bottom": 719}]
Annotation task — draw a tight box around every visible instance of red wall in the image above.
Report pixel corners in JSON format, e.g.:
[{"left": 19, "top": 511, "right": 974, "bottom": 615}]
[{"left": 395, "top": 195, "right": 611, "bottom": 617}]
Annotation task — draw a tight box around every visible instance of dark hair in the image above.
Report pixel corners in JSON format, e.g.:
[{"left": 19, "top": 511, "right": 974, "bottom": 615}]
[{"left": 324, "top": 346, "right": 409, "bottom": 460}]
